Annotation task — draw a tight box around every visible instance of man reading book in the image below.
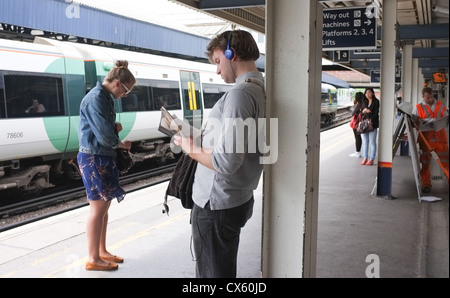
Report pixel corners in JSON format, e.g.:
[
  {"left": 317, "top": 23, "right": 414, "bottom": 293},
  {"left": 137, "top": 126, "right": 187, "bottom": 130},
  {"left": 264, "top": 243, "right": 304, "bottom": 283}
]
[{"left": 174, "top": 30, "right": 265, "bottom": 278}]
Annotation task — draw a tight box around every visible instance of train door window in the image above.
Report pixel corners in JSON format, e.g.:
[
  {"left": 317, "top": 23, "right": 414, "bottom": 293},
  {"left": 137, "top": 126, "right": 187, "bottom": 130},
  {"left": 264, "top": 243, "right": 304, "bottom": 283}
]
[
  {"left": 202, "top": 83, "right": 232, "bottom": 109},
  {"left": 180, "top": 70, "right": 203, "bottom": 128},
  {"left": 180, "top": 71, "right": 202, "bottom": 111},
  {"left": 4, "top": 73, "right": 64, "bottom": 118},
  {"left": 122, "top": 85, "right": 151, "bottom": 112},
  {"left": 150, "top": 80, "right": 181, "bottom": 111}
]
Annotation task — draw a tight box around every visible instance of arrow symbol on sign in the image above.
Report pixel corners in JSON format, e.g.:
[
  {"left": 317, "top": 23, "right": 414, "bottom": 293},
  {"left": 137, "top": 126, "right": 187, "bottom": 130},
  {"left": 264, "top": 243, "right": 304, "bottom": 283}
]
[{"left": 365, "top": 20, "right": 372, "bottom": 26}]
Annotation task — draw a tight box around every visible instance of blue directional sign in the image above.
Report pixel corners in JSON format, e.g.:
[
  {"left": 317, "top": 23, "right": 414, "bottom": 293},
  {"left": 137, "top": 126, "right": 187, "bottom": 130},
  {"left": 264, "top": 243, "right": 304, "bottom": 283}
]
[
  {"left": 371, "top": 69, "right": 402, "bottom": 83},
  {"left": 370, "top": 70, "right": 381, "bottom": 83},
  {"left": 323, "top": 6, "right": 377, "bottom": 50}
]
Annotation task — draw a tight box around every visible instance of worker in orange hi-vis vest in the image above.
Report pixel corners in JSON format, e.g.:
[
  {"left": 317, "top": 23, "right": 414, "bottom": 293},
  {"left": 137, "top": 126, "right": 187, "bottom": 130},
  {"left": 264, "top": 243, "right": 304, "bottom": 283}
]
[{"left": 412, "top": 87, "right": 449, "bottom": 194}]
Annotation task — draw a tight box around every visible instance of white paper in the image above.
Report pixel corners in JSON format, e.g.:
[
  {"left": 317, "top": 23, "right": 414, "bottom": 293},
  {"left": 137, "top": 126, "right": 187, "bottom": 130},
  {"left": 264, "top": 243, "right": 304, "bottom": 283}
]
[{"left": 420, "top": 196, "right": 443, "bottom": 202}]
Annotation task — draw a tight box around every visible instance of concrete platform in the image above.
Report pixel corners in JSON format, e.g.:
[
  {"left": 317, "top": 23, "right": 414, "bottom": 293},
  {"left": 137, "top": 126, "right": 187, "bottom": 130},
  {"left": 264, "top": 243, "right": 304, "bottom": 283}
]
[{"left": 0, "top": 124, "right": 447, "bottom": 278}]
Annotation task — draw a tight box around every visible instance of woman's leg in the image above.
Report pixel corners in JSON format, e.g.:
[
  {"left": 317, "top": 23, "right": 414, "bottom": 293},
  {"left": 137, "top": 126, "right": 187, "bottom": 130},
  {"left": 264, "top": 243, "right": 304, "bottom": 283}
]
[
  {"left": 369, "top": 129, "right": 378, "bottom": 160},
  {"left": 355, "top": 130, "right": 362, "bottom": 152},
  {"left": 99, "top": 200, "right": 112, "bottom": 257},
  {"left": 361, "top": 133, "right": 369, "bottom": 159},
  {"left": 86, "top": 199, "right": 110, "bottom": 265}
]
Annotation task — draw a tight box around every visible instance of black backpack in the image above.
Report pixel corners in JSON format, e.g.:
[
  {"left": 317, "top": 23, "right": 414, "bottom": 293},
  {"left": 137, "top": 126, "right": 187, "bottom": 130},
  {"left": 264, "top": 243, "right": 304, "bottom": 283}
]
[{"left": 162, "top": 153, "right": 197, "bottom": 215}]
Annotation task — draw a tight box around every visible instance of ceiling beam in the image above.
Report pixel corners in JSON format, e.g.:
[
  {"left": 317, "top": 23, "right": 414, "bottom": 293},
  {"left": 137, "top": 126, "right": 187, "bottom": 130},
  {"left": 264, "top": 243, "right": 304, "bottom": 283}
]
[
  {"left": 418, "top": 59, "right": 449, "bottom": 68},
  {"left": 413, "top": 47, "right": 449, "bottom": 59},
  {"left": 399, "top": 24, "right": 449, "bottom": 40},
  {"left": 198, "top": 0, "right": 265, "bottom": 10}
]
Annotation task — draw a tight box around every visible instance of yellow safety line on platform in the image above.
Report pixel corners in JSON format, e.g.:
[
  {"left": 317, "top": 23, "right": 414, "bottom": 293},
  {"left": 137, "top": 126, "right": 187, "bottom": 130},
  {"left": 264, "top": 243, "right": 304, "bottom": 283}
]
[
  {"left": 320, "top": 134, "right": 353, "bottom": 154},
  {"left": 43, "top": 210, "right": 190, "bottom": 278}
]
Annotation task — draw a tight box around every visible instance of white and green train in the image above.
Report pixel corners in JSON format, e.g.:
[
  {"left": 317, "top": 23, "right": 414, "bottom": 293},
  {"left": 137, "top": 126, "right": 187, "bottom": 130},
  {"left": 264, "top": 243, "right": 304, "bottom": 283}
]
[{"left": 0, "top": 37, "right": 230, "bottom": 195}]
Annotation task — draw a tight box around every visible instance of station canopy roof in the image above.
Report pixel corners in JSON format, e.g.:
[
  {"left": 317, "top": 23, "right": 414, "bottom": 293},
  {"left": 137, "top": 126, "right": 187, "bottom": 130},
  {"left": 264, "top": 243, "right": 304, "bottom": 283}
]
[
  {"left": 169, "top": 0, "right": 449, "bottom": 82},
  {"left": 80, "top": 0, "right": 448, "bottom": 85}
]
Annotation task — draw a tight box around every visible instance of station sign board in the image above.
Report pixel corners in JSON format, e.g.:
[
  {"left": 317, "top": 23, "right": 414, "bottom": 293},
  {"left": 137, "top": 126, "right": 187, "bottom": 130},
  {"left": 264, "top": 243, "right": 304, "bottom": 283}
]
[
  {"left": 354, "top": 47, "right": 381, "bottom": 55},
  {"left": 370, "top": 70, "right": 381, "bottom": 83},
  {"left": 333, "top": 50, "right": 350, "bottom": 63},
  {"left": 371, "top": 69, "right": 402, "bottom": 83},
  {"left": 323, "top": 6, "right": 377, "bottom": 51}
]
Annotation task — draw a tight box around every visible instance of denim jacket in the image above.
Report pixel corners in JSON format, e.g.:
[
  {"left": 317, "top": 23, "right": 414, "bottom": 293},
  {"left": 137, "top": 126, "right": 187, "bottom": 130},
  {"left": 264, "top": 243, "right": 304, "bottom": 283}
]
[{"left": 78, "top": 81, "right": 119, "bottom": 156}]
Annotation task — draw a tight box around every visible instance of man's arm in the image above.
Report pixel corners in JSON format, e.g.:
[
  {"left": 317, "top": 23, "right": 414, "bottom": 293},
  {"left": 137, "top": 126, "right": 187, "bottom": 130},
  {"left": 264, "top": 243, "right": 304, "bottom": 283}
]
[{"left": 174, "top": 135, "right": 215, "bottom": 170}]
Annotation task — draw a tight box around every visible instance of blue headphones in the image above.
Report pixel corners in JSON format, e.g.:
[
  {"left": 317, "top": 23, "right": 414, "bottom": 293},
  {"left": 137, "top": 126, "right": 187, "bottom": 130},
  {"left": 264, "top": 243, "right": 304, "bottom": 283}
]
[{"left": 224, "top": 31, "right": 235, "bottom": 60}]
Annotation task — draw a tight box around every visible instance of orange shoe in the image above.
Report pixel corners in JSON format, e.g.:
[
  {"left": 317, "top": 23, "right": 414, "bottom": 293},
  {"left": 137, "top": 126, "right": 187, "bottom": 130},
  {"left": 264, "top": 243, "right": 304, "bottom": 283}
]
[
  {"left": 360, "top": 158, "right": 368, "bottom": 165},
  {"left": 366, "top": 159, "right": 374, "bottom": 166},
  {"left": 101, "top": 255, "right": 124, "bottom": 263},
  {"left": 85, "top": 261, "right": 118, "bottom": 271}
]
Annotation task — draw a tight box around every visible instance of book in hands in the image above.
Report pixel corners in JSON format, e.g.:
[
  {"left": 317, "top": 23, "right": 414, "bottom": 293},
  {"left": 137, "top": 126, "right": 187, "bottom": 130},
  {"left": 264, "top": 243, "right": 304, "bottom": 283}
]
[{"left": 158, "top": 107, "right": 201, "bottom": 139}]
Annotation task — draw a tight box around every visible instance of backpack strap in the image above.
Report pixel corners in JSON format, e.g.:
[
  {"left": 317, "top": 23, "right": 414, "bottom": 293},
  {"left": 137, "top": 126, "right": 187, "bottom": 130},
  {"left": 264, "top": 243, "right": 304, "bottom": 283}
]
[
  {"left": 244, "top": 77, "right": 265, "bottom": 91},
  {"left": 162, "top": 191, "right": 169, "bottom": 216}
]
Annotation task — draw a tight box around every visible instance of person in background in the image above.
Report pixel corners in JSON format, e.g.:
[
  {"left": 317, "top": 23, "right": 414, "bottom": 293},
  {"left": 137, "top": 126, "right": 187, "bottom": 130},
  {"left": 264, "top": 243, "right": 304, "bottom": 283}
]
[
  {"left": 26, "top": 98, "right": 46, "bottom": 113},
  {"left": 174, "top": 30, "right": 265, "bottom": 278},
  {"left": 412, "top": 87, "right": 449, "bottom": 194},
  {"left": 360, "top": 87, "right": 380, "bottom": 166},
  {"left": 396, "top": 96, "right": 403, "bottom": 120},
  {"left": 77, "top": 60, "right": 135, "bottom": 271},
  {"left": 349, "top": 92, "right": 364, "bottom": 158}
]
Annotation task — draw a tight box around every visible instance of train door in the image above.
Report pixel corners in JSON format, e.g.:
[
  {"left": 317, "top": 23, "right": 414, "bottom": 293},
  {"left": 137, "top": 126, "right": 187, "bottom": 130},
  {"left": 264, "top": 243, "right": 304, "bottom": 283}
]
[{"left": 180, "top": 70, "right": 203, "bottom": 129}]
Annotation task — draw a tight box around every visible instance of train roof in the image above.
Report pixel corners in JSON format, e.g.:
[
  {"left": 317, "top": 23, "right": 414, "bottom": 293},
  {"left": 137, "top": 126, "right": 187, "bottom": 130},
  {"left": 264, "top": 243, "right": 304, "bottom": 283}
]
[{"left": 32, "top": 37, "right": 223, "bottom": 82}]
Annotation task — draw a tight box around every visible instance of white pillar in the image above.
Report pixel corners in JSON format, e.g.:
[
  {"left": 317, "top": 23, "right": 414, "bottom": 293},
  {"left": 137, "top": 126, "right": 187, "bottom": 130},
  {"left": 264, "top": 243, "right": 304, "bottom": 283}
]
[
  {"left": 262, "top": 0, "right": 321, "bottom": 277},
  {"left": 402, "top": 44, "right": 413, "bottom": 102},
  {"left": 376, "top": 0, "right": 397, "bottom": 197},
  {"left": 412, "top": 58, "right": 419, "bottom": 105}
]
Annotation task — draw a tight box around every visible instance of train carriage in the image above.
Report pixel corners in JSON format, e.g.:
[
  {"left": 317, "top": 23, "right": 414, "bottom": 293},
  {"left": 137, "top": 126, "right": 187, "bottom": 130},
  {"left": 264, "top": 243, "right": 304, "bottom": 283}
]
[
  {"left": 0, "top": 37, "right": 226, "bottom": 195},
  {"left": 0, "top": 37, "right": 351, "bottom": 197}
]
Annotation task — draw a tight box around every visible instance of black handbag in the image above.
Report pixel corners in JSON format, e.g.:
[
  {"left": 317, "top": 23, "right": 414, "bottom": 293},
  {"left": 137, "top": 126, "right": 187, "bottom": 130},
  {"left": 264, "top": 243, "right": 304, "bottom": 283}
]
[
  {"left": 114, "top": 148, "right": 134, "bottom": 175},
  {"left": 356, "top": 118, "right": 374, "bottom": 134},
  {"left": 162, "top": 153, "right": 197, "bottom": 215}
]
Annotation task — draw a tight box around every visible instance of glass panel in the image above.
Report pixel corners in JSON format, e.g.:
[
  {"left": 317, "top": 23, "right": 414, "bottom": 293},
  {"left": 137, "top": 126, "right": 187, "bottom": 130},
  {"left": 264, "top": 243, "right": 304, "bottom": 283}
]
[
  {"left": 202, "top": 83, "right": 231, "bottom": 109},
  {"left": 0, "top": 74, "right": 5, "bottom": 118},
  {"left": 4, "top": 73, "right": 65, "bottom": 118},
  {"left": 151, "top": 80, "right": 181, "bottom": 111},
  {"left": 121, "top": 85, "right": 150, "bottom": 112}
]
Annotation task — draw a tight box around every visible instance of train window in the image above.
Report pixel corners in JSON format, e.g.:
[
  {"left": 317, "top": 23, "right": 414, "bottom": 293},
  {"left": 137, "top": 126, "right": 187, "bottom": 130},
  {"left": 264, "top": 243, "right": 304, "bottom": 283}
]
[
  {"left": 151, "top": 80, "right": 181, "bottom": 111},
  {"left": 122, "top": 85, "right": 151, "bottom": 112},
  {"left": 202, "top": 83, "right": 232, "bottom": 109},
  {"left": 4, "top": 73, "right": 65, "bottom": 118},
  {"left": 0, "top": 77, "right": 5, "bottom": 118}
]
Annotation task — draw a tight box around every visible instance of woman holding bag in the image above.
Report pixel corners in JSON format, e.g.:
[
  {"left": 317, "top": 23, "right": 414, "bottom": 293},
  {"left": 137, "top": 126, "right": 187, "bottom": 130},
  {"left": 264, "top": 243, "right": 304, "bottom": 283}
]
[
  {"left": 349, "top": 92, "right": 364, "bottom": 157},
  {"left": 77, "top": 60, "right": 135, "bottom": 271},
  {"left": 360, "top": 87, "right": 380, "bottom": 166}
]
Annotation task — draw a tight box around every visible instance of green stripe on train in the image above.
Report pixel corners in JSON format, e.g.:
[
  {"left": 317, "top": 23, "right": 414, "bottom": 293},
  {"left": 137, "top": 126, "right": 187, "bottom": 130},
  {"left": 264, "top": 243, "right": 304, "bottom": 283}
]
[
  {"left": 45, "top": 57, "right": 85, "bottom": 75},
  {"left": 43, "top": 113, "right": 136, "bottom": 152}
]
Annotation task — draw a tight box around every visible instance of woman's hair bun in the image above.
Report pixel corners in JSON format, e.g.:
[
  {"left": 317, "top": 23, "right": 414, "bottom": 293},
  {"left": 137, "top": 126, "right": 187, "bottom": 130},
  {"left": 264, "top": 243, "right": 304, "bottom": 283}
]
[{"left": 115, "top": 60, "right": 129, "bottom": 69}]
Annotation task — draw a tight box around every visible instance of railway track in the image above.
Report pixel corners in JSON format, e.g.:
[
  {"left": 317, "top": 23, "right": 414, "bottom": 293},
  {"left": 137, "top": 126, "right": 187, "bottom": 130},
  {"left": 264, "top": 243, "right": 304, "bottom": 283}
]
[
  {"left": 0, "top": 113, "right": 352, "bottom": 232},
  {"left": 321, "top": 107, "right": 352, "bottom": 131},
  {"left": 0, "top": 163, "right": 176, "bottom": 232}
]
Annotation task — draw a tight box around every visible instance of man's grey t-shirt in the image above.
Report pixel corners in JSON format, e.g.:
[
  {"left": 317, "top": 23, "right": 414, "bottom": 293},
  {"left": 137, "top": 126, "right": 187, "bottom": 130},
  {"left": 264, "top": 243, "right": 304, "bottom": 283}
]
[{"left": 192, "top": 71, "right": 265, "bottom": 210}]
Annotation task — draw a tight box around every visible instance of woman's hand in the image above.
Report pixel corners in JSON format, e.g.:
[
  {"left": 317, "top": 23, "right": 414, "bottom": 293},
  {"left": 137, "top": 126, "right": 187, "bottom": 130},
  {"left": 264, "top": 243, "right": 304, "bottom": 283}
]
[
  {"left": 115, "top": 122, "right": 123, "bottom": 133},
  {"left": 119, "top": 140, "right": 131, "bottom": 151}
]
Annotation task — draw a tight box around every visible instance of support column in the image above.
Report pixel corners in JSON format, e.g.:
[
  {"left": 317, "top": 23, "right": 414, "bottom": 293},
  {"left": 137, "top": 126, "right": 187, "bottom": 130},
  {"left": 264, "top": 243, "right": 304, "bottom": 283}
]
[
  {"left": 402, "top": 44, "right": 413, "bottom": 102},
  {"left": 411, "top": 58, "right": 419, "bottom": 105},
  {"left": 262, "top": 0, "right": 321, "bottom": 277},
  {"left": 376, "top": 0, "right": 397, "bottom": 197}
]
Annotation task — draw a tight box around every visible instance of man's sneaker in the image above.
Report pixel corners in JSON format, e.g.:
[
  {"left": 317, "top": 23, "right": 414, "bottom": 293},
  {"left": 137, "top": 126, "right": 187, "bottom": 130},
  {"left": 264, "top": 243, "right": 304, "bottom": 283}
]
[{"left": 349, "top": 152, "right": 361, "bottom": 158}]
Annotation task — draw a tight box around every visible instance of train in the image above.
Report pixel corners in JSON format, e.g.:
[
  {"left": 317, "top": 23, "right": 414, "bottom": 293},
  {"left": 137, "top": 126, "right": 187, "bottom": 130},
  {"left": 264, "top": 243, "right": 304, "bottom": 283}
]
[{"left": 0, "top": 37, "right": 351, "bottom": 197}]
